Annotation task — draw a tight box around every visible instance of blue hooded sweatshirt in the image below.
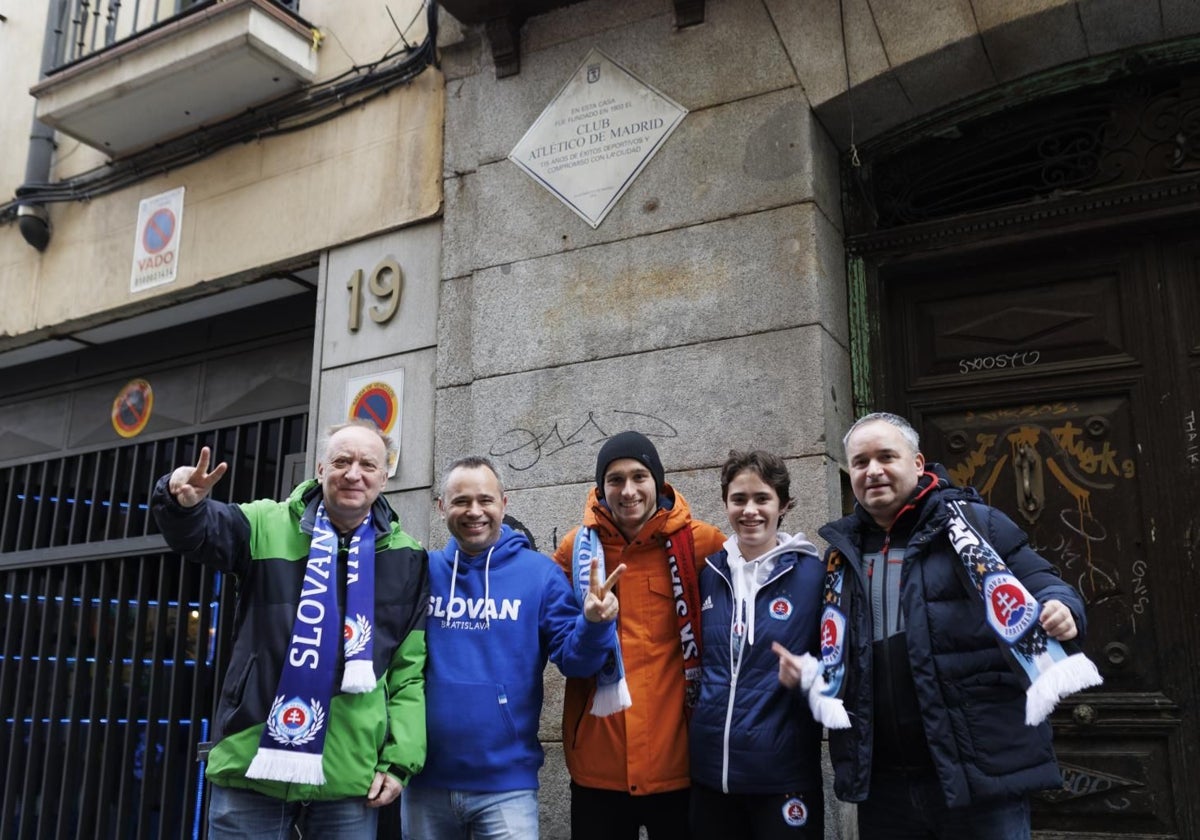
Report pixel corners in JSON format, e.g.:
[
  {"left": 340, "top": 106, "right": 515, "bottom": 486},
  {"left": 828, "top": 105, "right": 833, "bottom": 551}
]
[{"left": 413, "top": 524, "right": 616, "bottom": 791}]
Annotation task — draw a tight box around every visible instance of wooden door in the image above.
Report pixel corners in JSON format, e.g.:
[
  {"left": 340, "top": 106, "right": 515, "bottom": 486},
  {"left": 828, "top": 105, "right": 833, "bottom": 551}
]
[{"left": 876, "top": 221, "right": 1199, "bottom": 838}]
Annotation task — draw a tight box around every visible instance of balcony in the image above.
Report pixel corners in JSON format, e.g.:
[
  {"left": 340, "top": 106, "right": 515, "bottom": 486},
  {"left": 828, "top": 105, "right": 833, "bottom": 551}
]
[{"left": 30, "top": 0, "right": 318, "bottom": 157}]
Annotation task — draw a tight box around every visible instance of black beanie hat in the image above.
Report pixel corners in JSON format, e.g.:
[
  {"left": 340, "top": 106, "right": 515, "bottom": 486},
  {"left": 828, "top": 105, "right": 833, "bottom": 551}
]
[{"left": 595, "top": 431, "right": 666, "bottom": 495}]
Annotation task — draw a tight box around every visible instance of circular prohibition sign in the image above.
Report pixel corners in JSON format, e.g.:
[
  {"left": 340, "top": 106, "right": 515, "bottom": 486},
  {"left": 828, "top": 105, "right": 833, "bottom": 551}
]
[
  {"left": 112, "top": 379, "right": 154, "bottom": 438},
  {"left": 349, "top": 382, "right": 398, "bottom": 434},
  {"left": 142, "top": 208, "right": 177, "bottom": 255}
]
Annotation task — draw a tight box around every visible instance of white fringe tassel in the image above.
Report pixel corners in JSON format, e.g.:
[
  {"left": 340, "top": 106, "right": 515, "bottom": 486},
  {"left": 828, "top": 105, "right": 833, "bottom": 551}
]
[
  {"left": 795, "top": 653, "right": 851, "bottom": 730},
  {"left": 590, "top": 678, "right": 633, "bottom": 717},
  {"left": 1025, "top": 651, "right": 1104, "bottom": 726},
  {"left": 341, "top": 659, "right": 377, "bottom": 694},
  {"left": 245, "top": 748, "right": 326, "bottom": 785}
]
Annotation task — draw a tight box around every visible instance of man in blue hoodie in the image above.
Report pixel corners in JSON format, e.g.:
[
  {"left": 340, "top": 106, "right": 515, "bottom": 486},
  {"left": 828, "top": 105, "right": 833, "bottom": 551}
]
[{"left": 402, "top": 456, "right": 624, "bottom": 840}]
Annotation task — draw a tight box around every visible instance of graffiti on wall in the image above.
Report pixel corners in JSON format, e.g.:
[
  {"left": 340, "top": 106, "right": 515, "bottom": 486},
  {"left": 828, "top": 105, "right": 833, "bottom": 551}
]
[{"left": 488, "top": 410, "right": 677, "bottom": 471}]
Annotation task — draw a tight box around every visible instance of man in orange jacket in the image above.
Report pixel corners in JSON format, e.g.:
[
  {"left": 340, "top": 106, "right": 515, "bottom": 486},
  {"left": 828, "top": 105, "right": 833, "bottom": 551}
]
[{"left": 555, "top": 431, "right": 725, "bottom": 840}]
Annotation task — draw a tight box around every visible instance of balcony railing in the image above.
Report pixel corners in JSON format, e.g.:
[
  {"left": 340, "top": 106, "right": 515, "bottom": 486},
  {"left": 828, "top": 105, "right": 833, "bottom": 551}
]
[{"left": 47, "top": 0, "right": 299, "bottom": 74}]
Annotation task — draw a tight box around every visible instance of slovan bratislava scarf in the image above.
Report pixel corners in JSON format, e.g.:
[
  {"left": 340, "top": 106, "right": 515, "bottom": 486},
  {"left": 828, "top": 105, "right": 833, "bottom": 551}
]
[
  {"left": 245, "top": 503, "right": 377, "bottom": 784},
  {"left": 816, "top": 499, "right": 1102, "bottom": 730}
]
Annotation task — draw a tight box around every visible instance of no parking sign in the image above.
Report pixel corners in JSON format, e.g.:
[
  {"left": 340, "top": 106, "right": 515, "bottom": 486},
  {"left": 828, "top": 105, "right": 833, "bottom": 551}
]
[
  {"left": 346, "top": 370, "right": 403, "bottom": 478},
  {"left": 112, "top": 378, "right": 154, "bottom": 438},
  {"left": 131, "top": 187, "right": 184, "bottom": 293}
]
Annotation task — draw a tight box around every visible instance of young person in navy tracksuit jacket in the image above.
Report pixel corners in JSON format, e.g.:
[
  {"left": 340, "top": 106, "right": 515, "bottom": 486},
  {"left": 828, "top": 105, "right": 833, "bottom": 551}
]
[{"left": 688, "top": 450, "right": 826, "bottom": 840}]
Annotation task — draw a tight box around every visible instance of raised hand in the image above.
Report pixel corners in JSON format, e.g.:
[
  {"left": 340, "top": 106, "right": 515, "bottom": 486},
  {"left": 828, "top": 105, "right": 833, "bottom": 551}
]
[
  {"left": 583, "top": 557, "right": 626, "bottom": 624},
  {"left": 167, "top": 446, "right": 228, "bottom": 508}
]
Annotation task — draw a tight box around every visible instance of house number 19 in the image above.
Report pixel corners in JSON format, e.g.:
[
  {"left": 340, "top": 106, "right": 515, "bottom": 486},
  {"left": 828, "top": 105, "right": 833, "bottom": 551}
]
[{"left": 347, "top": 257, "right": 403, "bottom": 331}]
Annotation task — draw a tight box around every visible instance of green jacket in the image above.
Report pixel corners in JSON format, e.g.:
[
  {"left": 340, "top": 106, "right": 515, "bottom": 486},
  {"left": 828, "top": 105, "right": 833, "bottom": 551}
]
[{"left": 152, "top": 477, "right": 428, "bottom": 801}]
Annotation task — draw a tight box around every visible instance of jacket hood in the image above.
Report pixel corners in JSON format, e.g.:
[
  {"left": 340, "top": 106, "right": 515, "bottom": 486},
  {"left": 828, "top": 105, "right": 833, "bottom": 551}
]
[
  {"left": 718, "top": 529, "right": 820, "bottom": 569},
  {"left": 581, "top": 482, "right": 695, "bottom": 543},
  {"left": 439, "top": 523, "right": 529, "bottom": 568},
  {"left": 432, "top": 524, "right": 532, "bottom": 630}
]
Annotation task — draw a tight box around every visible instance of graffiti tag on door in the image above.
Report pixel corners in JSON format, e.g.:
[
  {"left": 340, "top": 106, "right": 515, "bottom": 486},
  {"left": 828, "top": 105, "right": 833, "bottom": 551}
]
[{"left": 947, "top": 406, "right": 1142, "bottom": 630}]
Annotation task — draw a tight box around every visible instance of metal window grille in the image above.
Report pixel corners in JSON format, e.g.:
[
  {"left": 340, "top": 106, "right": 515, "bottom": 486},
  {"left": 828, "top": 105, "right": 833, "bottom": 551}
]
[
  {"left": 48, "top": 0, "right": 301, "bottom": 71},
  {"left": 0, "top": 412, "right": 306, "bottom": 840}
]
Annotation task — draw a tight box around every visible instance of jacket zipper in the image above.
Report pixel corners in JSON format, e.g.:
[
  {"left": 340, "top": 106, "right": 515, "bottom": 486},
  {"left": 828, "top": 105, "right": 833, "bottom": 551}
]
[
  {"left": 714, "top": 559, "right": 794, "bottom": 794},
  {"left": 876, "top": 530, "right": 902, "bottom": 754}
]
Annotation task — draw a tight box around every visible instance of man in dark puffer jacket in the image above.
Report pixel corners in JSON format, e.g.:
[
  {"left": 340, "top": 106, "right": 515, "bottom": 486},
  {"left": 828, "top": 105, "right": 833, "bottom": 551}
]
[{"left": 818, "top": 412, "right": 1087, "bottom": 839}]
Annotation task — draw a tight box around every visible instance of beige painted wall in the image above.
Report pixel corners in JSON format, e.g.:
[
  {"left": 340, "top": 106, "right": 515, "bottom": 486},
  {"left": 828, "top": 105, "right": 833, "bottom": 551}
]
[
  {"left": 6, "top": 0, "right": 1194, "bottom": 351},
  {"left": 0, "top": 0, "right": 442, "bottom": 349}
]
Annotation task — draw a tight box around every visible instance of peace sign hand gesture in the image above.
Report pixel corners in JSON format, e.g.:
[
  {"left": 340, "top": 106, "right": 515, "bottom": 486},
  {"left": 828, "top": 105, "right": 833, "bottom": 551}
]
[
  {"left": 168, "top": 446, "right": 228, "bottom": 508},
  {"left": 583, "top": 557, "right": 626, "bottom": 624}
]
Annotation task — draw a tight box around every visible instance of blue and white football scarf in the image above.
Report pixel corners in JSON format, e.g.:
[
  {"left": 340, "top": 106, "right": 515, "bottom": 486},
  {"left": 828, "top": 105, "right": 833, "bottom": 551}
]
[
  {"left": 572, "top": 527, "right": 632, "bottom": 716},
  {"left": 245, "top": 503, "right": 378, "bottom": 785},
  {"left": 817, "top": 499, "right": 1102, "bottom": 730},
  {"left": 944, "top": 499, "right": 1102, "bottom": 724}
]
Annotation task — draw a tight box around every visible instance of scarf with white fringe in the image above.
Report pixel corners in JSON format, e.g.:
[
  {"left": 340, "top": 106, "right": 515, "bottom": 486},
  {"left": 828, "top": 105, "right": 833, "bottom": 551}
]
[
  {"left": 944, "top": 499, "right": 1102, "bottom": 724},
  {"left": 244, "top": 503, "right": 377, "bottom": 785},
  {"left": 571, "top": 525, "right": 701, "bottom": 715},
  {"left": 816, "top": 498, "right": 1102, "bottom": 729}
]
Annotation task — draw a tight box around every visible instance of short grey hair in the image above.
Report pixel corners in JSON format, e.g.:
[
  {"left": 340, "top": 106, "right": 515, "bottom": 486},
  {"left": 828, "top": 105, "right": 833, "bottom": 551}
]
[{"left": 842, "top": 412, "right": 920, "bottom": 455}]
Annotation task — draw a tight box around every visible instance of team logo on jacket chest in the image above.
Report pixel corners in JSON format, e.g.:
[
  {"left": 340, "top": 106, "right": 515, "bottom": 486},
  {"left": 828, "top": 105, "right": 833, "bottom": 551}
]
[
  {"left": 768, "top": 596, "right": 793, "bottom": 620},
  {"left": 983, "top": 572, "right": 1038, "bottom": 643},
  {"left": 781, "top": 796, "right": 808, "bottom": 827}
]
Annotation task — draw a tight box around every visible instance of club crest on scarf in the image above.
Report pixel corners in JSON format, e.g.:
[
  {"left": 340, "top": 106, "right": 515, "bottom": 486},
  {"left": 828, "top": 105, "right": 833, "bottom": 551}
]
[
  {"left": 983, "top": 572, "right": 1039, "bottom": 642},
  {"left": 945, "top": 499, "right": 1102, "bottom": 724},
  {"left": 820, "top": 604, "right": 846, "bottom": 669},
  {"left": 344, "top": 614, "right": 373, "bottom": 656},
  {"left": 265, "top": 695, "right": 326, "bottom": 746}
]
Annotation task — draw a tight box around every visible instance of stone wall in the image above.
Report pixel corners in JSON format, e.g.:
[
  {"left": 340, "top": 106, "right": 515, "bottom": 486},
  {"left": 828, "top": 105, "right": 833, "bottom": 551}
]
[{"left": 437, "top": 1, "right": 851, "bottom": 836}]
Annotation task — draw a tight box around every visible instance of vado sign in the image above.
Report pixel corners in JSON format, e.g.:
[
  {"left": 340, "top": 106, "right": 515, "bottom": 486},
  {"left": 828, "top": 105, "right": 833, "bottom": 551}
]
[{"left": 130, "top": 186, "right": 184, "bottom": 293}]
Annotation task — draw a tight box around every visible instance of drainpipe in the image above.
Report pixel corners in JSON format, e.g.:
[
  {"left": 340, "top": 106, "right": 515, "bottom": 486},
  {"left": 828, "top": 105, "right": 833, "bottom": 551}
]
[{"left": 17, "top": 0, "right": 65, "bottom": 252}]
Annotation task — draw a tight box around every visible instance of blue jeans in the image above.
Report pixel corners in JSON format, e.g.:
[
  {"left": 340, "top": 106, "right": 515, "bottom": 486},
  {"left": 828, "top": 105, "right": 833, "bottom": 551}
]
[
  {"left": 401, "top": 786, "right": 539, "bottom": 840},
  {"left": 207, "top": 783, "right": 378, "bottom": 840},
  {"left": 858, "top": 771, "right": 1031, "bottom": 840}
]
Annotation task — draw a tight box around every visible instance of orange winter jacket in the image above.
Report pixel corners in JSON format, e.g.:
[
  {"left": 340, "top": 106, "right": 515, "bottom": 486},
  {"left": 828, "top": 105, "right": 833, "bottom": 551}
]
[{"left": 554, "top": 484, "right": 725, "bottom": 795}]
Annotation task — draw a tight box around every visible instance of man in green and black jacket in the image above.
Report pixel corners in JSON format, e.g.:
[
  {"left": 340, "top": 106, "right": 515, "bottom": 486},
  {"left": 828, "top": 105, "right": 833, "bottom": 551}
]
[{"left": 152, "top": 420, "right": 428, "bottom": 839}]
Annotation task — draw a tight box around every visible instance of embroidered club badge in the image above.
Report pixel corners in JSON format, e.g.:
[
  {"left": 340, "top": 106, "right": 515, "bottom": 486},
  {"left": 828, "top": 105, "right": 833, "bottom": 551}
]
[
  {"left": 782, "top": 797, "right": 808, "bottom": 827},
  {"left": 820, "top": 605, "right": 846, "bottom": 669},
  {"left": 769, "top": 597, "right": 793, "bottom": 620},
  {"left": 265, "top": 695, "right": 326, "bottom": 747},
  {"left": 344, "top": 613, "right": 373, "bottom": 657},
  {"left": 983, "top": 571, "right": 1039, "bottom": 644}
]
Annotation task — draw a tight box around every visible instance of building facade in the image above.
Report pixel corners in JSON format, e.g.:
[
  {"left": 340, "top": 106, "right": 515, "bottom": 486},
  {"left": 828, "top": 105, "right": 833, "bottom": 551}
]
[{"left": 1, "top": 0, "right": 1197, "bottom": 837}]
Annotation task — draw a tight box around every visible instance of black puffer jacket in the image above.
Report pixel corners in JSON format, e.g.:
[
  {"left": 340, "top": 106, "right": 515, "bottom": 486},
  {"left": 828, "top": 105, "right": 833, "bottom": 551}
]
[{"left": 817, "top": 465, "right": 1087, "bottom": 808}]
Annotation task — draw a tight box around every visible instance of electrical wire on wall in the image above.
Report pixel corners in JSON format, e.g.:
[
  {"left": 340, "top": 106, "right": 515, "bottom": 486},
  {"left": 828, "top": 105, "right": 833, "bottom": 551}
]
[{"left": 0, "top": 0, "right": 439, "bottom": 225}]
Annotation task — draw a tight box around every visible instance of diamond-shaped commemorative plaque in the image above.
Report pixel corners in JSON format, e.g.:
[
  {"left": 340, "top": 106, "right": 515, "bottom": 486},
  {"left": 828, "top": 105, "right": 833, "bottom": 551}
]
[{"left": 508, "top": 48, "right": 687, "bottom": 229}]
